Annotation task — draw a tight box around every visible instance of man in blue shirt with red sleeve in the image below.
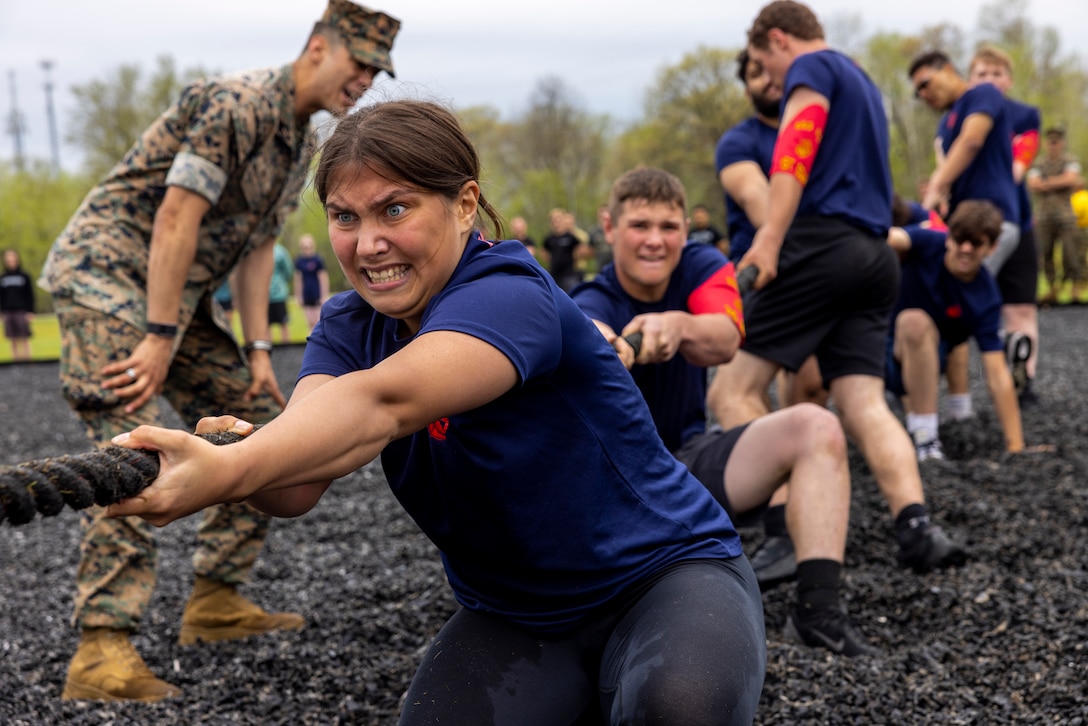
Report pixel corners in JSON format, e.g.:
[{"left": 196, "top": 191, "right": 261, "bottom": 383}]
[
  {"left": 717, "top": 0, "right": 966, "bottom": 574},
  {"left": 708, "top": 46, "right": 827, "bottom": 590},
  {"left": 572, "top": 165, "right": 875, "bottom": 656},
  {"left": 886, "top": 200, "right": 1026, "bottom": 460}
]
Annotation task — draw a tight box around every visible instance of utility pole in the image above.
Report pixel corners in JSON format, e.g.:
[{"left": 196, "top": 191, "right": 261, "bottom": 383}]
[
  {"left": 41, "top": 60, "right": 61, "bottom": 172},
  {"left": 6, "top": 69, "right": 27, "bottom": 171}
]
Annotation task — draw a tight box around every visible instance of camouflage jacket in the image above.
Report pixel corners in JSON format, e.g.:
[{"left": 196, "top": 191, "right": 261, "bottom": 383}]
[
  {"left": 1029, "top": 154, "right": 1082, "bottom": 220},
  {"left": 44, "top": 65, "right": 314, "bottom": 332}
]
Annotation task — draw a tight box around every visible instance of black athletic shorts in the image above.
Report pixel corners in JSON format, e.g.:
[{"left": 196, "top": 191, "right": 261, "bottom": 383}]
[
  {"left": 675, "top": 424, "right": 766, "bottom": 528},
  {"left": 267, "top": 301, "right": 289, "bottom": 325},
  {"left": 996, "top": 225, "right": 1039, "bottom": 305},
  {"left": 741, "top": 216, "right": 899, "bottom": 386}
]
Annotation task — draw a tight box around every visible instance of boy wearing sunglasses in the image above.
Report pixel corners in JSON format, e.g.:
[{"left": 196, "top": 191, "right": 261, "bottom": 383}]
[{"left": 885, "top": 200, "right": 1025, "bottom": 460}]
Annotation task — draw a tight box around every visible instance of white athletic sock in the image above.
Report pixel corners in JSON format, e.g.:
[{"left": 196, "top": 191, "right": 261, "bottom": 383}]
[
  {"left": 905, "top": 413, "right": 940, "bottom": 444},
  {"left": 945, "top": 394, "right": 974, "bottom": 421}
]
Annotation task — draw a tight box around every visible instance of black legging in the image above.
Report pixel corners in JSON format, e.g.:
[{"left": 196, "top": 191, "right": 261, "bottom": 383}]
[{"left": 399, "top": 557, "right": 766, "bottom": 725}]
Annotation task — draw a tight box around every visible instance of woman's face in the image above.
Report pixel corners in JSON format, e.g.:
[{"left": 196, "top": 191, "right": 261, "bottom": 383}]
[{"left": 325, "top": 164, "right": 479, "bottom": 334}]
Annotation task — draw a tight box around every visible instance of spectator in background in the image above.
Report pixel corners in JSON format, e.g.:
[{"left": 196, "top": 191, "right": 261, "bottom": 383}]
[
  {"left": 1, "top": 249, "right": 34, "bottom": 362},
  {"left": 687, "top": 204, "right": 726, "bottom": 254},
  {"left": 509, "top": 216, "right": 539, "bottom": 260},
  {"left": 541, "top": 207, "right": 593, "bottom": 293},
  {"left": 293, "top": 233, "right": 330, "bottom": 332},
  {"left": 269, "top": 242, "right": 294, "bottom": 344},
  {"left": 587, "top": 204, "right": 612, "bottom": 272},
  {"left": 1029, "top": 127, "right": 1088, "bottom": 304}
]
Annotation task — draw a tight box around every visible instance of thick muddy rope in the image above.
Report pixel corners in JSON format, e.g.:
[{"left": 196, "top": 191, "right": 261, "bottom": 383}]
[{"left": 0, "top": 430, "right": 251, "bottom": 527}]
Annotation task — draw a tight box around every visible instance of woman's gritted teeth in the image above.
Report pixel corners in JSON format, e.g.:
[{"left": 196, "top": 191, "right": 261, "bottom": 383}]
[{"left": 366, "top": 264, "right": 409, "bottom": 284}]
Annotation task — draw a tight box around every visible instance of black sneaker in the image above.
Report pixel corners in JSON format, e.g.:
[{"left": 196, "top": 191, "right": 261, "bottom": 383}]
[
  {"left": 1005, "top": 332, "right": 1032, "bottom": 394},
  {"left": 749, "top": 536, "right": 797, "bottom": 590},
  {"left": 1019, "top": 380, "right": 1039, "bottom": 409},
  {"left": 897, "top": 524, "right": 967, "bottom": 574},
  {"left": 784, "top": 606, "right": 879, "bottom": 657}
]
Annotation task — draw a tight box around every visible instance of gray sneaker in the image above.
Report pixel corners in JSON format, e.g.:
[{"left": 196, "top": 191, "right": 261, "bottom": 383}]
[
  {"left": 1005, "top": 332, "right": 1032, "bottom": 394},
  {"left": 897, "top": 524, "right": 967, "bottom": 573},
  {"left": 915, "top": 438, "right": 946, "bottom": 462}
]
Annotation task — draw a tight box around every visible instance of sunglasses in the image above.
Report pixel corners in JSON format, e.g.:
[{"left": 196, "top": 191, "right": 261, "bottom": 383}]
[
  {"left": 913, "top": 77, "right": 932, "bottom": 98},
  {"left": 952, "top": 235, "right": 988, "bottom": 249}
]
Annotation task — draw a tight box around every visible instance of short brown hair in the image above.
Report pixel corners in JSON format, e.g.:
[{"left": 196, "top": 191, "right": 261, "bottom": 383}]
[
  {"left": 947, "top": 200, "right": 1003, "bottom": 248},
  {"left": 748, "top": 1, "right": 824, "bottom": 50},
  {"left": 607, "top": 167, "right": 687, "bottom": 222},
  {"left": 969, "top": 45, "right": 1013, "bottom": 76},
  {"left": 314, "top": 100, "right": 504, "bottom": 238}
]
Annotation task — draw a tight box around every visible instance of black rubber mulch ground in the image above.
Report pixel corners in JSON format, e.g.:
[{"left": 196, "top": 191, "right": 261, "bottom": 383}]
[{"left": 1, "top": 307, "right": 1086, "bottom": 724}]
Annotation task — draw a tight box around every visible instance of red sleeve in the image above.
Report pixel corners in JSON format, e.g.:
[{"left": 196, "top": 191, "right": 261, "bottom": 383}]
[
  {"left": 687, "top": 262, "right": 746, "bottom": 340},
  {"left": 1013, "top": 129, "right": 1039, "bottom": 167}
]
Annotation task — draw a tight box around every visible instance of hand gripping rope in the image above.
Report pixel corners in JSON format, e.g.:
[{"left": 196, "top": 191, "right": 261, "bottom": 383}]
[
  {"left": 0, "top": 429, "right": 252, "bottom": 527},
  {"left": 623, "top": 265, "right": 758, "bottom": 356}
]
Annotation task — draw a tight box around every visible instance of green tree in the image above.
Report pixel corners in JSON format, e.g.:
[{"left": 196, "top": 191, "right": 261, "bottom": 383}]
[
  {"left": 67, "top": 56, "right": 211, "bottom": 179},
  {"left": 0, "top": 161, "right": 94, "bottom": 312},
  {"left": 858, "top": 32, "right": 935, "bottom": 198},
  {"left": 617, "top": 46, "right": 749, "bottom": 228},
  {"left": 514, "top": 77, "right": 612, "bottom": 230}
]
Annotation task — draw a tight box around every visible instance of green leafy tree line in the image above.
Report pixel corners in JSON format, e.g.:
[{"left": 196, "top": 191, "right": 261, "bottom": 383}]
[{"left": 4, "top": 0, "right": 1085, "bottom": 312}]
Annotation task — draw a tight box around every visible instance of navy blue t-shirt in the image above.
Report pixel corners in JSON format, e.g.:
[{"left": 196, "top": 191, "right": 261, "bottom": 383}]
[
  {"left": 936, "top": 83, "right": 1017, "bottom": 221},
  {"left": 299, "top": 232, "right": 741, "bottom": 634},
  {"left": 571, "top": 244, "right": 739, "bottom": 452},
  {"left": 783, "top": 49, "right": 892, "bottom": 236},
  {"left": 892, "top": 227, "right": 1003, "bottom": 351},
  {"left": 715, "top": 116, "right": 778, "bottom": 263},
  {"left": 294, "top": 254, "right": 326, "bottom": 304},
  {"left": 1007, "top": 97, "right": 1041, "bottom": 227}
]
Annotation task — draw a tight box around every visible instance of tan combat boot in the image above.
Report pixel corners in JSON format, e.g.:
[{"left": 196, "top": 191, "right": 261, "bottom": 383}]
[
  {"left": 61, "top": 628, "right": 181, "bottom": 702},
  {"left": 178, "top": 576, "right": 304, "bottom": 646}
]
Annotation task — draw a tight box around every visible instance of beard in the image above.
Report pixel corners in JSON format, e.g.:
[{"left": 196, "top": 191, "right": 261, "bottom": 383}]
[{"left": 751, "top": 92, "right": 781, "bottom": 120}]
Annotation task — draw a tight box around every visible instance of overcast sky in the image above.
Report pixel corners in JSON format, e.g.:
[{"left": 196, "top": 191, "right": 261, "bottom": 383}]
[{"left": 2, "top": 0, "right": 1086, "bottom": 171}]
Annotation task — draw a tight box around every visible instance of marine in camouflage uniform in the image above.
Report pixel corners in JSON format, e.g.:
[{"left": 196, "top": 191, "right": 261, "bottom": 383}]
[
  {"left": 1028, "top": 128, "right": 1088, "bottom": 297},
  {"left": 40, "top": 0, "right": 401, "bottom": 702}
]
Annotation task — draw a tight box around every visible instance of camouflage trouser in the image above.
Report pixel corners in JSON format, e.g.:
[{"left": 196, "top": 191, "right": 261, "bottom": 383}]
[
  {"left": 55, "top": 302, "right": 283, "bottom": 631},
  {"left": 1036, "top": 211, "right": 1087, "bottom": 284}
]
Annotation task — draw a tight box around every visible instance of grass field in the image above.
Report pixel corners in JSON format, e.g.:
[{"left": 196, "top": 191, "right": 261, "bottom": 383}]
[
  {"left": 3, "top": 280, "right": 1085, "bottom": 365},
  {"left": 0, "top": 300, "right": 314, "bottom": 365}
]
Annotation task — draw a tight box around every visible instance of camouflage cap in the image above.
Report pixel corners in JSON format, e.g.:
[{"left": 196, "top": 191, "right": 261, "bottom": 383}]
[{"left": 321, "top": 0, "right": 401, "bottom": 77}]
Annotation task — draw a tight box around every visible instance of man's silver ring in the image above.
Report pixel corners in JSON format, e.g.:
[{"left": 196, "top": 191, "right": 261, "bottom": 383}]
[{"left": 126, "top": 367, "right": 137, "bottom": 380}]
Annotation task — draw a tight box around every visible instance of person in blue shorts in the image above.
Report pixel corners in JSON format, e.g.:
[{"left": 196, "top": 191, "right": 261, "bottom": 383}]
[
  {"left": 293, "top": 233, "right": 330, "bottom": 333},
  {"left": 104, "top": 100, "right": 767, "bottom": 725},
  {"left": 724, "top": 0, "right": 966, "bottom": 574},
  {"left": 886, "top": 200, "right": 1026, "bottom": 460},
  {"left": 707, "top": 46, "right": 826, "bottom": 589},
  {"left": 572, "top": 166, "right": 876, "bottom": 656}
]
